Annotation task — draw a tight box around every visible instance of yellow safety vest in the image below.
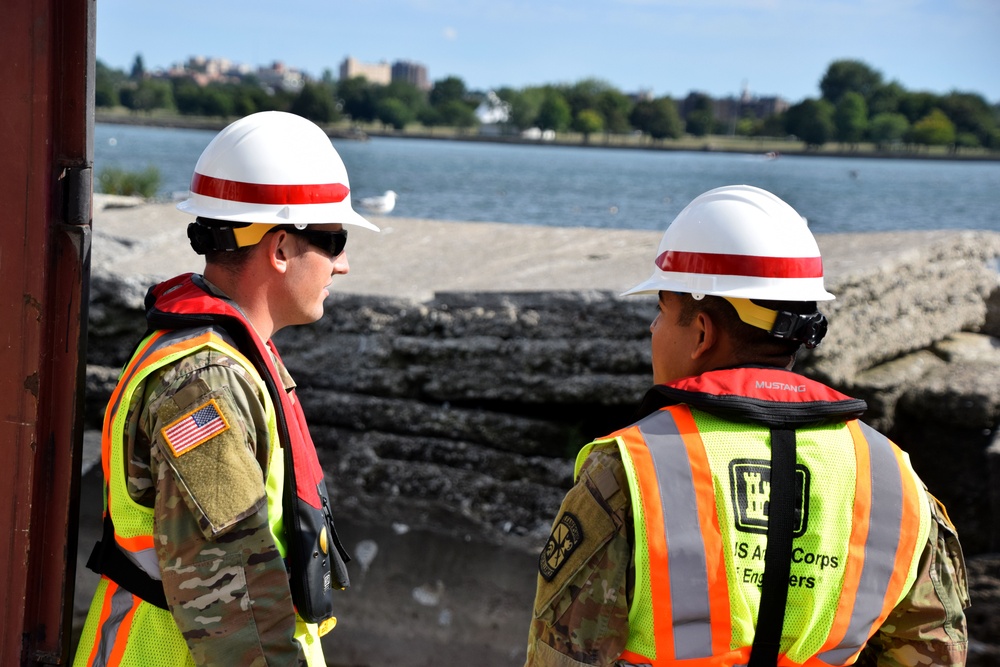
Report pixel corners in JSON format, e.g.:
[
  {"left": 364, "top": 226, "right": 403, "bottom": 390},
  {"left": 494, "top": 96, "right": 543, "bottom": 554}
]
[
  {"left": 576, "top": 370, "right": 931, "bottom": 667},
  {"left": 74, "top": 327, "right": 324, "bottom": 666}
]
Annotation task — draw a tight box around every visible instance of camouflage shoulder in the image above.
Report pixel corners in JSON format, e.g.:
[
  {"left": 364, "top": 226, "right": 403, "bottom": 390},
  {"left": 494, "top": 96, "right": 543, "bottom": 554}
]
[
  {"left": 925, "top": 490, "right": 971, "bottom": 611},
  {"left": 859, "top": 493, "right": 969, "bottom": 666},
  {"left": 526, "top": 442, "right": 632, "bottom": 665}
]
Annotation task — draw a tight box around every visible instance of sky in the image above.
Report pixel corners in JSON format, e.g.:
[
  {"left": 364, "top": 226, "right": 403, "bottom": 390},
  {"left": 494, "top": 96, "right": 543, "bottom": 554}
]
[{"left": 97, "top": 0, "right": 1000, "bottom": 104}]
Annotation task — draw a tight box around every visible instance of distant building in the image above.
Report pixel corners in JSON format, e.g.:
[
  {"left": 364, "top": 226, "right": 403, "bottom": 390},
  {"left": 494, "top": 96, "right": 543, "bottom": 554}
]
[
  {"left": 340, "top": 56, "right": 431, "bottom": 89},
  {"left": 391, "top": 60, "right": 430, "bottom": 91},
  {"left": 339, "top": 57, "right": 391, "bottom": 85},
  {"left": 167, "top": 55, "right": 249, "bottom": 86},
  {"left": 257, "top": 61, "right": 305, "bottom": 93}
]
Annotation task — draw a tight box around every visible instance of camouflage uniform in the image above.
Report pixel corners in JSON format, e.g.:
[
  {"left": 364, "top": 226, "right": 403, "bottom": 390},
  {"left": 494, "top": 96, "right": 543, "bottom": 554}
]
[
  {"left": 525, "top": 443, "right": 970, "bottom": 667},
  {"left": 142, "top": 349, "right": 307, "bottom": 665}
]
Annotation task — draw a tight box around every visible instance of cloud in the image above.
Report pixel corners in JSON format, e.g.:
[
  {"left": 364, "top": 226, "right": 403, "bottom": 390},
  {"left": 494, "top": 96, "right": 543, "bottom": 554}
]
[{"left": 443, "top": 26, "right": 458, "bottom": 40}]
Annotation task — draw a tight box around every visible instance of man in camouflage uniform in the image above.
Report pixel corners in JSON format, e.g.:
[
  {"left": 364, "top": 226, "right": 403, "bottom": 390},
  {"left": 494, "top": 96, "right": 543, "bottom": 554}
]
[
  {"left": 524, "top": 185, "right": 969, "bottom": 667},
  {"left": 74, "top": 112, "right": 377, "bottom": 666}
]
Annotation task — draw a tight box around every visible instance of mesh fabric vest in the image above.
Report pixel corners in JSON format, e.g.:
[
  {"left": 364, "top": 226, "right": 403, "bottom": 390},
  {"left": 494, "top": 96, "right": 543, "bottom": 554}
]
[{"left": 575, "top": 367, "right": 930, "bottom": 667}]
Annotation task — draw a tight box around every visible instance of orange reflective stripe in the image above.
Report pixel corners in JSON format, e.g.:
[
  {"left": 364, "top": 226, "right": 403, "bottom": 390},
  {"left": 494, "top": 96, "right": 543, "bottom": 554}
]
[
  {"left": 622, "top": 424, "right": 676, "bottom": 661},
  {"left": 101, "top": 332, "right": 169, "bottom": 481},
  {"left": 621, "top": 649, "right": 754, "bottom": 667},
  {"left": 116, "top": 533, "right": 155, "bottom": 552},
  {"left": 673, "top": 407, "right": 732, "bottom": 655},
  {"left": 619, "top": 648, "right": 653, "bottom": 664},
  {"left": 819, "top": 421, "right": 871, "bottom": 655}
]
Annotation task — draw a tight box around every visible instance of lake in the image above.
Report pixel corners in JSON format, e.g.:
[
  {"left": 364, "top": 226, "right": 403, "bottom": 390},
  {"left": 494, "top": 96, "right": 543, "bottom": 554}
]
[{"left": 94, "top": 123, "right": 1000, "bottom": 234}]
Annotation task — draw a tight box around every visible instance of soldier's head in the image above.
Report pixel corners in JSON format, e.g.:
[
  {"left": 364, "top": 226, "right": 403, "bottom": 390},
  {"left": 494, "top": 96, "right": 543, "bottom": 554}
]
[
  {"left": 176, "top": 112, "right": 379, "bottom": 334},
  {"left": 623, "top": 185, "right": 832, "bottom": 384}
]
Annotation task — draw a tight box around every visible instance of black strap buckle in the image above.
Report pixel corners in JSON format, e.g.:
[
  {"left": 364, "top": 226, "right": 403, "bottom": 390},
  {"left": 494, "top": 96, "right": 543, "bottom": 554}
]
[
  {"left": 770, "top": 311, "right": 828, "bottom": 349},
  {"left": 187, "top": 221, "right": 240, "bottom": 255}
]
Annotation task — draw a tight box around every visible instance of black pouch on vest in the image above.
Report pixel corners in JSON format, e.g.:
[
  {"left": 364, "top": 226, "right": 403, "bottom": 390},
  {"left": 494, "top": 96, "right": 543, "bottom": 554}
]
[{"left": 282, "top": 452, "right": 352, "bottom": 623}]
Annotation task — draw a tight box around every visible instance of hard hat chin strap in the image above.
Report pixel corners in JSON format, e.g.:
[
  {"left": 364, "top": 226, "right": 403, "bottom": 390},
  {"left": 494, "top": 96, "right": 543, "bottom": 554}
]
[
  {"left": 723, "top": 296, "right": 828, "bottom": 349},
  {"left": 187, "top": 219, "right": 277, "bottom": 254}
]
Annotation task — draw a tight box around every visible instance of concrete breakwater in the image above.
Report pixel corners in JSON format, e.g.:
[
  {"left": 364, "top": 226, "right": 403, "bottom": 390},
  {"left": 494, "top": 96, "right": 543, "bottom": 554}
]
[{"left": 79, "top": 199, "right": 1000, "bottom": 665}]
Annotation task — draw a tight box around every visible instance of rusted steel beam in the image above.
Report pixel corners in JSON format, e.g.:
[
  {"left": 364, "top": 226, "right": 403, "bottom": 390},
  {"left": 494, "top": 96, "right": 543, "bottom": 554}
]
[{"left": 0, "top": 0, "right": 94, "bottom": 663}]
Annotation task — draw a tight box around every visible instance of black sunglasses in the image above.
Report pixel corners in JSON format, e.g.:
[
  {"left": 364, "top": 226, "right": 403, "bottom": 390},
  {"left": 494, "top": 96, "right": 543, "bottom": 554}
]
[{"left": 286, "top": 228, "right": 348, "bottom": 257}]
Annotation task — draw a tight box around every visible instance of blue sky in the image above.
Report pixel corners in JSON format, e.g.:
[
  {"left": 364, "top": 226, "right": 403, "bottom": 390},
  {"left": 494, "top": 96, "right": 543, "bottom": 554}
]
[{"left": 98, "top": 0, "right": 1000, "bottom": 103}]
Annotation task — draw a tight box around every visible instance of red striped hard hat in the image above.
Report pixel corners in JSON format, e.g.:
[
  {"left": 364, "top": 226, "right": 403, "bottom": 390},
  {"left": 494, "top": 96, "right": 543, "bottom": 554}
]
[
  {"left": 177, "top": 111, "right": 378, "bottom": 231},
  {"left": 622, "top": 185, "right": 834, "bottom": 301}
]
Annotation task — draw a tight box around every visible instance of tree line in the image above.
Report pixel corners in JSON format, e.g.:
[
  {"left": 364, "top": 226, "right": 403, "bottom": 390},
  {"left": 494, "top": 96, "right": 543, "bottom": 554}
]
[{"left": 98, "top": 57, "right": 1000, "bottom": 152}]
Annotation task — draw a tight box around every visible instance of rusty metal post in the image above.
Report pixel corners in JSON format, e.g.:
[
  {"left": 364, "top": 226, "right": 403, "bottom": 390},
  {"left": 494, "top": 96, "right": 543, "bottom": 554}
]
[{"left": 0, "top": 0, "right": 94, "bottom": 664}]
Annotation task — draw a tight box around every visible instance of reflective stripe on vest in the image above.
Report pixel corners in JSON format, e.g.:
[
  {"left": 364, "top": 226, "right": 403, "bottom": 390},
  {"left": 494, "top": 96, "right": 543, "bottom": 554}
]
[{"left": 576, "top": 406, "right": 929, "bottom": 667}]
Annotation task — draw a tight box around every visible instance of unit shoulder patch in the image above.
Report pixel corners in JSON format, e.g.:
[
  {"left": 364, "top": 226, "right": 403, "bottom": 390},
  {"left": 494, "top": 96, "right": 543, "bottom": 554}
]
[
  {"left": 161, "top": 398, "right": 231, "bottom": 457},
  {"left": 539, "top": 512, "right": 584, "bottom": 581}
]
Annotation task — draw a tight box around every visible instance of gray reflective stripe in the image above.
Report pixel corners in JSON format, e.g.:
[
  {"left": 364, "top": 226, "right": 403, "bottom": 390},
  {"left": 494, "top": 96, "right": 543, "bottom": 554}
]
[
  {"left": 124, "top": 546, "right": 163, "bottom": 581},
  {"left": 92, "top": 582, "right": 137, "bottom": 667},
  {"left": 819, "top": 422, "right": 904, "bottom": 664},
  {"left": 638, "top": 410, "right": 714, "bottom": 659}
]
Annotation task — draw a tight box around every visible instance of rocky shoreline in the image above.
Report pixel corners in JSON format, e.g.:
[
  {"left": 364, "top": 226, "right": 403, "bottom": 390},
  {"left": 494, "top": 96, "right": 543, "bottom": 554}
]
[{"left": 77, "top": 198, "right": 1000, "bottom": 665}]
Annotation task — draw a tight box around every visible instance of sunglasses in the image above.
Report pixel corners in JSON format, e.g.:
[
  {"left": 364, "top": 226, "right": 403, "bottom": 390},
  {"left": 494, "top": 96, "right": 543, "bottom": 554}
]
[{"left": 286, "top": 228, "right": 349, "bottom": 257}]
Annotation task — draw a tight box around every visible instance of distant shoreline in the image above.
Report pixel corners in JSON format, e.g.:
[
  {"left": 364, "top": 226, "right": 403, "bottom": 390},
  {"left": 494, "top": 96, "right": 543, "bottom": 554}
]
[{"left": 95, "top": 111, "right": 1000, "bottom": 163}]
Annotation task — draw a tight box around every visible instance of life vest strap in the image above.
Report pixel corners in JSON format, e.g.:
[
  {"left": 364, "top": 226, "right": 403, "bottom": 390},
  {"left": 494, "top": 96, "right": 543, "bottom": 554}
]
[
  {"left": 747, "top": 426, "right": 797, "bottom": 667},
  {"left": 86, "top": 513, "right": 169, "bottom": 610}
]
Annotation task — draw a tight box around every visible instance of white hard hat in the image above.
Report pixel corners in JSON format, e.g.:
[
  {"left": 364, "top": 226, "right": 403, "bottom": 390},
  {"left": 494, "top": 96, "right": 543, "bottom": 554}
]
[
  {"left": 622, "top": 184, "right": 833, "bottom": 302},
  {"left": 177, "top": 111, "right": 378, "bottom": 231}
]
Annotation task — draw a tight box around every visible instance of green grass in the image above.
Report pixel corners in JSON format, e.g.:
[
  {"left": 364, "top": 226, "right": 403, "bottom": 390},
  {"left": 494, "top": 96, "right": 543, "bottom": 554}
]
[{"left": 97, "top": 165, "right": 162, "bottom": 199}]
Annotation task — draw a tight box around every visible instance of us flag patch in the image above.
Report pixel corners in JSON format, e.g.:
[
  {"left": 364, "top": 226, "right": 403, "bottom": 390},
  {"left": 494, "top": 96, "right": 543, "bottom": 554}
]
[{"left": 161, "top": 399, "right": 230, "bottom": 457}]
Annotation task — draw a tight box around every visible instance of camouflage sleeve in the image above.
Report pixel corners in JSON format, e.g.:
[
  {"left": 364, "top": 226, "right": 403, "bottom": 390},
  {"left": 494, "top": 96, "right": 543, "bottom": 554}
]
[
  {"left": 525, "top": 445, "right": 633, "bottom": 667},
  {"left": 146, "top": 357, "right": 305, "bottom": 666},
  {"left": 856, "top": 491, "right": 970, "bottom": 667}
]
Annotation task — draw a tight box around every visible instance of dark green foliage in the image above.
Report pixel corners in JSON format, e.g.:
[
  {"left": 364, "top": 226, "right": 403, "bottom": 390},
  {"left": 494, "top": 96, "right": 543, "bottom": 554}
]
[
  {"left": 820, "top": 59, "right": 884, "bottom": 105},
  {"left": 834, "top": 92, "right": 868, "bottom": 145},
  {"left": 786, "top": 99, "right": 835, "bottom": 148},
  {"left": 536, "top": 91, "right": 572, "bottom": 132},
  {"left": 290, "top": 82, "right": 339, "bottom": 124},
  {"left": 629, "top": 97, "right": 682, "bottom": 140}
]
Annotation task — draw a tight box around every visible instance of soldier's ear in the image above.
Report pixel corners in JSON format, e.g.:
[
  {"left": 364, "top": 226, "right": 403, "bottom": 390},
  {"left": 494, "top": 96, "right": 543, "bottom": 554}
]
[
  {"left": 265, "top": 228, "right": 291, "bottom": 274},
  {"left": 691, "top": 311, "right": 719, "bottom": 360}
]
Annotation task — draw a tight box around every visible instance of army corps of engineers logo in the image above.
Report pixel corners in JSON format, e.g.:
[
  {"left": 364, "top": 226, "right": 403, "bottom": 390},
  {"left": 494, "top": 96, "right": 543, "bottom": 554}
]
[
  {"left": 729, "top": 459, "right": 811, "bottom": 536},
  {"left": 539, "top": 512, "right": 583, "bottom": 581}
]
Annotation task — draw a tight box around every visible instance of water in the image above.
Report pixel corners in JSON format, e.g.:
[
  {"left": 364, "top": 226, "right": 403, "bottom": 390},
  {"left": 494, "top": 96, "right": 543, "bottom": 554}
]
[{"left": 94, "top": 123, "right": 1000, "bottom": 234}]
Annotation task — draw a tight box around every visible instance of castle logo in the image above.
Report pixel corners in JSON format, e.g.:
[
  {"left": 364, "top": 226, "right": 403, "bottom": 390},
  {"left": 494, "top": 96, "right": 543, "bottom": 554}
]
[{"left": 729, "top": 458, "right": 810, "bottom": 536}]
